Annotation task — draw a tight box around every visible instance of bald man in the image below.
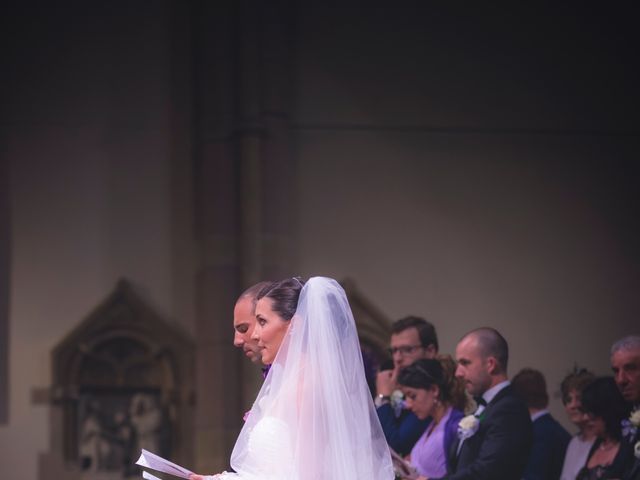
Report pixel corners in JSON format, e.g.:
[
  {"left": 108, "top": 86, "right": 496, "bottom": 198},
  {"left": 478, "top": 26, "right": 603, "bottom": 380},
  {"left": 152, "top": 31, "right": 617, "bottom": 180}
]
[{"left": 431, "top": 327, "right": 531, "bottom": 480}]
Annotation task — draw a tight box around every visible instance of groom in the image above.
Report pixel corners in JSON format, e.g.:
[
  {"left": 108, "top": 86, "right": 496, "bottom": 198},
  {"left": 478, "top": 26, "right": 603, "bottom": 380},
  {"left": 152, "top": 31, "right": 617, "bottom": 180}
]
[
  {"left": 431, "top": 327, "right": 532, "bottom": 480},
  {"left": 233, "top": 281, "right": 272, "bottom": 375}
]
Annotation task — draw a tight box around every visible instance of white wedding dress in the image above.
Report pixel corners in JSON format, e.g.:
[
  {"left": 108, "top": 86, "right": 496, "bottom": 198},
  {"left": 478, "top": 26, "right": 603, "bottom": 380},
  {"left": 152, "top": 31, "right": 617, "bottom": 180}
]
[
  {"left": 211, "top": 277, "right": 394, "bottom": 480},
  {"left": 211, "top": 415, "right": 293, "bottom": 479}
]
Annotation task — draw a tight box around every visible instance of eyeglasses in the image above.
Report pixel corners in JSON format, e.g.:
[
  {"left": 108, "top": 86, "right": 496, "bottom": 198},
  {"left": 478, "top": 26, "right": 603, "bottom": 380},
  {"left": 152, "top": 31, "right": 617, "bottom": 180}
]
[{"left": 388, "top": 345, "right": 424, "bottom": 356}]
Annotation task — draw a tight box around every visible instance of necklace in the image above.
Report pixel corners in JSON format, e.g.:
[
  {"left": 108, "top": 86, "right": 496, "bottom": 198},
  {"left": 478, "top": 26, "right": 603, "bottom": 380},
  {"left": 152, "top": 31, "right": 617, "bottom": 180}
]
[{"left": 598, "top": 439, "right": 617, "bottom": 451}]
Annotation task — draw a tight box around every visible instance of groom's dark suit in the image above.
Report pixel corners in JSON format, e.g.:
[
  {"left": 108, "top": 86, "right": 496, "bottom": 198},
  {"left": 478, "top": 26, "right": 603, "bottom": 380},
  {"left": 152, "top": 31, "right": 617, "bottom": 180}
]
[{"left": 432, "top": 385, "right": 532, "bottom": 480}]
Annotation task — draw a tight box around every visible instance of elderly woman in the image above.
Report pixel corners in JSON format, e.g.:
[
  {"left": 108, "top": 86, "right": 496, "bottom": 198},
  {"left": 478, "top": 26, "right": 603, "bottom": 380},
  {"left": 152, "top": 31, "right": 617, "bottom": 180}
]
[
  {"left": 396, "top": 356, "right": 468, "bottom": 479},
  {"left": 559, "top": 368, "right": 596, "bottom": 480}
]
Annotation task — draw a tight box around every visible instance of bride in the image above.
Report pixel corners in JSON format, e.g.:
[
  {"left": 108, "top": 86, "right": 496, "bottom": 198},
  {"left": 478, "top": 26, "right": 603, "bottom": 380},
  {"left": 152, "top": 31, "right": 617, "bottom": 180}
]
[{"left": 191, "top": 276, "right": 394, "bottom": 480}]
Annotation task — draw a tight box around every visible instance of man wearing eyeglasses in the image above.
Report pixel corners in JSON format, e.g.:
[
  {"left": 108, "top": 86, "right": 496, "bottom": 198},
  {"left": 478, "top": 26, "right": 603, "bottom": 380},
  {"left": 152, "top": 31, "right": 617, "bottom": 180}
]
[{"left": 375, "top": 316, "right": 439, "bottom": 456}]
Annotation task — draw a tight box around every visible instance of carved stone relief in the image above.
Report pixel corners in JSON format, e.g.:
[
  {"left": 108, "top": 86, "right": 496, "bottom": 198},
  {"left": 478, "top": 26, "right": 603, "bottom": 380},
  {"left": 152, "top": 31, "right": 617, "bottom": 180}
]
[
  {"left": 341, "top": 278, "right": 392, "bottom": 395},
  {"left": 41, "top": 280, "right": 194, "bottom": 480}
]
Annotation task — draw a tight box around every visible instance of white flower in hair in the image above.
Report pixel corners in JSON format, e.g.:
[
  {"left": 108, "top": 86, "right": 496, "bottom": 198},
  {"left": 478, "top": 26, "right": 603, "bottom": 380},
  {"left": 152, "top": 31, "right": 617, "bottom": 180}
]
[{"left": 457, "top": 414, "right": 480, "bottom": 440}]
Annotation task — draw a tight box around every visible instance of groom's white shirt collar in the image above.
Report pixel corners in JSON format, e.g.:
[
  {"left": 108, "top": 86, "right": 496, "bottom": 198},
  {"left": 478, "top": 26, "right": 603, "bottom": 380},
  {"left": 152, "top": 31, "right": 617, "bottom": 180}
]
[
  {"left": 473, "top": 380, "right": 510, "bottom": 418},
  {"left": 482, "top": 380, "right": 510, "bottom": 406},
  {"left": 458, "top": 380, "right": 511, "bottom": 455}
]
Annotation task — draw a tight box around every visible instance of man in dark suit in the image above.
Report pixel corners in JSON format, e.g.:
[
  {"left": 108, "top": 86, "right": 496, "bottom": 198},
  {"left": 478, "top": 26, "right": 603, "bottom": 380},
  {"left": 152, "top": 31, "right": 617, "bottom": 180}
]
[
  {"left": 430, "top": 327, "right": 532, "bottom": 480},
  {"left": 512, "top": 368, "right": 571, "bottom": 480}
]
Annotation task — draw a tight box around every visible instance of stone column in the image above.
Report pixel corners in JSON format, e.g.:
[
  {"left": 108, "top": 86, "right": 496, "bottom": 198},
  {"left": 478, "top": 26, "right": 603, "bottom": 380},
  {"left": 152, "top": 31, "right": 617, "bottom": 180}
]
[
  {"left": 235, "top": 1, "right": 298, "bottom": 407},
  {"left": 191, "top": 0, "right": 297, "bottom": 473},
  {"left": 258, "top": 3, "right": 298, "bottom": 280},
  {"left": 191, "top": 0, "right": 243, "bottom": 471},
  {"left": 0, "top": 139, "right": 9, "bottom": 425}
]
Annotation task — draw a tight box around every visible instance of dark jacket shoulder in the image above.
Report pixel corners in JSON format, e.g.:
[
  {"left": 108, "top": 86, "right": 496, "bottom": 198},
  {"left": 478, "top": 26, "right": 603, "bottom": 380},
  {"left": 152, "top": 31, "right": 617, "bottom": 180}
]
[{"left": 439, "top": 384, "right": 533, "bottom": 480}]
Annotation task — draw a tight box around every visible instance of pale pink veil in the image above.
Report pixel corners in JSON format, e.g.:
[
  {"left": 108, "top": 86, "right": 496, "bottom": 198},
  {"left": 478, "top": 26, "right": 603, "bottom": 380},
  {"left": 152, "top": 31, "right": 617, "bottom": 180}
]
[{"left": 228, "top": 277, "right": 394, "bottom": 480}]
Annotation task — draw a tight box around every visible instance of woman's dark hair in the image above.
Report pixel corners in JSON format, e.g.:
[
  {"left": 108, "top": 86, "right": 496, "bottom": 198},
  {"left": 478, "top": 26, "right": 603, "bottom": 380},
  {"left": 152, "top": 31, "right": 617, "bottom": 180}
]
[
  {"left": 391, "top": 316, "right": 439, "bottom": 351},
  {"left": 398, "top": 358, "right": 443, "bottom": 391},
  {"left": 397, "top": 357, "right": 468, "bottom": 411},
  {"left": 256, "top": 277, "right": 306, "bottom": 321},
  {"left": 580, "top": 376, "right": 629, "bottom": 441}
]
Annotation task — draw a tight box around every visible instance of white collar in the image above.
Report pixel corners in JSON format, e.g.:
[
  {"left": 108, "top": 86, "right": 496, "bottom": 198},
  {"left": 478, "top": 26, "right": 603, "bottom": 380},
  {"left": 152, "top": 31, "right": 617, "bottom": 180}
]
[
  {"left": 531, "top": 409, "right": 549, "bottom": 422},
  {"left": 482, "top": 380, "right": 510, "bottom": 405}
]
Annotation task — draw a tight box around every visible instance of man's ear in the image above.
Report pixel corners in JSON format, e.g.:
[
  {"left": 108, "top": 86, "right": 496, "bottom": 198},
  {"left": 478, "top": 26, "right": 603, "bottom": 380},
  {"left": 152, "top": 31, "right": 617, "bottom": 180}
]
[
  {"left": 425, "top": 344, "right": 438, "bottom": 358},
  {"left": 486, "top": 356, "right": 498, "bottom": 375}
]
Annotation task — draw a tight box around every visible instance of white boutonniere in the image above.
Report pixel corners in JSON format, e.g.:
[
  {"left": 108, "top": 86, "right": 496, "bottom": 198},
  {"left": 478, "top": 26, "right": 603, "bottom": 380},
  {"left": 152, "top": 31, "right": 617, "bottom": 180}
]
[
  {"left": 390, "top": 389, "right": 405, "bottom": 418},
  {"left": 457, "top": 414, "right": 480, "bottom": 440},
  {"left": 635, "top": 440, "right": 640, "bottom": 460},
  {"left": 622, "top": 407, "right": 640, "bottom": 442}
]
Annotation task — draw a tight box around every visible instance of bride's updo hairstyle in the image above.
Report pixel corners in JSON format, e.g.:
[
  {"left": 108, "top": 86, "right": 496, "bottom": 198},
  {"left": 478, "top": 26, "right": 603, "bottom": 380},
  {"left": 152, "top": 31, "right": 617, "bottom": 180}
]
[
  {"left": 256, "top": 277, "right": 306, "bottom": 321},
  {"left": 227, "top": 277, "right": 395, "bottom": 480}
]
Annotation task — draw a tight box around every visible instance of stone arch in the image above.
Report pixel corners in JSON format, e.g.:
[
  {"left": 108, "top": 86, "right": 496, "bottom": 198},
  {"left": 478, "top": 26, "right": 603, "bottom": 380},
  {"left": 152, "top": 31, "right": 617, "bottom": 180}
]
[
  {"left": 341, "top": 278, "right": 392, "bottom": 394},
  {"left": 45, "top": 280, "right": 194, "bottom": 479}
]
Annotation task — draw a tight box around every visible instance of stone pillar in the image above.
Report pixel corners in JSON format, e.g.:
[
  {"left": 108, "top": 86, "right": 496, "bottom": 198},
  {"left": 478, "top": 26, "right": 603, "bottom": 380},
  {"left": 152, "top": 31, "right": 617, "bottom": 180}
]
[
  {"left": 0, "top": 140, "right": 9, "bottom": 424},
  {"left": 258, "top": 3, "right": 298, "bottom": 280},
  {"left": 191, "top": 0, "right": 297, "bottom": 473},
  {"left": 191, "top": 0, "right": 243, "bottom": 469}
]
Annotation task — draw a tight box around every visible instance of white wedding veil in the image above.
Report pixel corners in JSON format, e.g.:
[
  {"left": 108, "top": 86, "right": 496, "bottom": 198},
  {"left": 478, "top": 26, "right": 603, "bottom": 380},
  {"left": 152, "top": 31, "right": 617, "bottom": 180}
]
[{"left": 227, "top": 277, "right": 394, "bottom": 480}]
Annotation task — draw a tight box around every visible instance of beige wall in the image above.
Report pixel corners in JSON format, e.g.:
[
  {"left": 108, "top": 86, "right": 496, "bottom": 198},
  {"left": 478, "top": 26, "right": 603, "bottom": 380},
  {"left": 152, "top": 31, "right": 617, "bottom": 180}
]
[
  {"left": 293, "top": 5, "right": 639, "bottom": 429},
  {"left": 0, "top": 3, "right": 197, "bottom": 479},
  {"left": 1, "top": 3, "right": 638, "bottom": 479},
  {"left": 295, "top": 142, "right": 639, "bottom": 428}
]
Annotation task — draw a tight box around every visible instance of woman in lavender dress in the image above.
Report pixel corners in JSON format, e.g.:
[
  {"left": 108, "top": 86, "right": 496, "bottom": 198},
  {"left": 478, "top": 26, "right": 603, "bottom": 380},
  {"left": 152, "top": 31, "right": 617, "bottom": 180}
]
[{"left": 397, "top": 356, "right": 469, "bottom": 479}]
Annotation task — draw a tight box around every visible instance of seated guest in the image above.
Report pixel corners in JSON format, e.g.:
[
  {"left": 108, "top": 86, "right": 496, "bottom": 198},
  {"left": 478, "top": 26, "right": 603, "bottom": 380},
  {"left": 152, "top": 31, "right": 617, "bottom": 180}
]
[
  {"left": 559, "top": 368, "right": 597, "bottom": 480},
  {"left": 512, "top": 368, "right": 571, "bottom": 480},
  {"left": 576, "top": 377, "right": 634, "bottom": 480},
  {"left": 397, "top": 356, "right": 468, "bottom": 479},
  {"left": 376, "top": 316, "right": 438, "bottom": 455}
]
